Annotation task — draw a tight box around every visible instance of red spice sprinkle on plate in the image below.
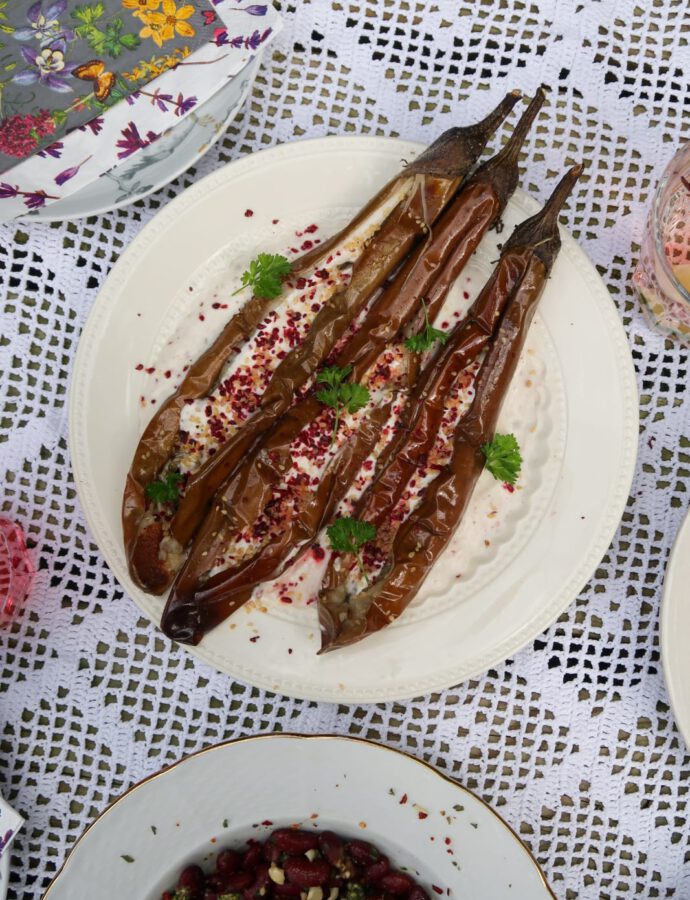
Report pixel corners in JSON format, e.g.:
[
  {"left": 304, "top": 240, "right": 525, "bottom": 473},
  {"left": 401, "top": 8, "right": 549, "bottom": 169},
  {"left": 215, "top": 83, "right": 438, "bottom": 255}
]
[
  {"left": 199, "top": 314, "right": 205, "bottom": 322},
  {"left": 418, "top": 811, "right": 428, "bottom": 820},
  {"left": 432, "top": 886, "right": 444, "bottom": 895},
  {"left": 503, "top": 482, "right": 515, "bottom": 493},
  {"left": 272, "top": 218, "right": 279, "bottom": 224},
  {"left": 249, "top": 635, "right": 260, "bottom": 643},
  {"left": 135, "top": 363, "right": 144, "bottom": 371},
  {"left": 244, "top": 209, "right": 254, "bottom": 217},
  {"left": 399, "top": 793, "right": 408, "bottom": 805},
  {"left": 261, "top": 819, "right": 273, "bottom": 826}
]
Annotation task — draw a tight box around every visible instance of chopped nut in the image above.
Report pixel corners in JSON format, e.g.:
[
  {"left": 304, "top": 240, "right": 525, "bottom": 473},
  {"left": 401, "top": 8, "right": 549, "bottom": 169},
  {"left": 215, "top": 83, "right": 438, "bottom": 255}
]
[
  {"left": 305, "top": 848, "right": 319, "bottom": 862},
  {"left": 268, "top": 864, "right": 286, "bottom": 885}
]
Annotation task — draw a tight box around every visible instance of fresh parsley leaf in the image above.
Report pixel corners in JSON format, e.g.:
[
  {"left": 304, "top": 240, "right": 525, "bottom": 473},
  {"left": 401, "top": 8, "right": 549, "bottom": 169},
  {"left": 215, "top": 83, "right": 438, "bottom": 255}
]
[
  {"left": 481, "top": 433, "right": 522, "bottom": 485},
  {"left": 316, "top": 364, "right": 352, "bottom": 388},
  {"left": 327, "top": 516, "right": 377, "bottom": 584},
  {"left": 340, "top": 382, "right": 370, "bottom": 415},
  {"left": 145, "top": 471, "right": 183, "bottom": 505},
  {"left": 233, "top": 253, "right": 292, "bottom": 299},
  {"left": 316, "top": 366, "right": 370, "bottom": 443},
  {"left": 404, "top": 300, "right": 449, "bottom": 353}
]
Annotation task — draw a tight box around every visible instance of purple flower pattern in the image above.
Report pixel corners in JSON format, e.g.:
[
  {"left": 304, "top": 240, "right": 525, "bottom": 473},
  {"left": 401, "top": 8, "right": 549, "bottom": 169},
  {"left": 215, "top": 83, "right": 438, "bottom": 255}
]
[{"left": 13, "top": 39, "right": 78, "bottom": 93}]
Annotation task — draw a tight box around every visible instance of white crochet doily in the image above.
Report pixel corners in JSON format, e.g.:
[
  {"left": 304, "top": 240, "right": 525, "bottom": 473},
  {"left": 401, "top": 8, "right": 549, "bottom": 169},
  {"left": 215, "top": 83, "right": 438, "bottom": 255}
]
[{"left": 1, "top": 2, "right": 689, "bottom": 897}]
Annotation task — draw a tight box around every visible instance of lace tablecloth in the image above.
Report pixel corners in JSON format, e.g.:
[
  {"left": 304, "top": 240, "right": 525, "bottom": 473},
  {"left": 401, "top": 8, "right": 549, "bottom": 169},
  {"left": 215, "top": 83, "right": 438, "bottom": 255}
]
[{"left": 2, "top": 1, "right": 690, "bottom": 897}]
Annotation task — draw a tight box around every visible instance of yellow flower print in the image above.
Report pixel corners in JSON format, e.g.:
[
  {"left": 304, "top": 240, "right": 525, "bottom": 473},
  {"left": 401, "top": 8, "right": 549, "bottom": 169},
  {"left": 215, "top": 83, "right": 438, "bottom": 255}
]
[
  {"left": 154, "top": 0, "right": 196, "bottom": 43},
  {"left": 138, "top": 11, "right": 167, "bottom": 47},
  {"left": 122, "top": 0, "right": 162, "bottom": 20}
]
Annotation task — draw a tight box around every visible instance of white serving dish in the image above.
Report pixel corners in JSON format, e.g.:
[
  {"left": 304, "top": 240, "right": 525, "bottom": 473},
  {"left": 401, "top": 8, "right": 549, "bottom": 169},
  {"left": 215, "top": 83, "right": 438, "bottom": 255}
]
[{"left": 44, "top": 734, "right": 554, "bottom": 898}]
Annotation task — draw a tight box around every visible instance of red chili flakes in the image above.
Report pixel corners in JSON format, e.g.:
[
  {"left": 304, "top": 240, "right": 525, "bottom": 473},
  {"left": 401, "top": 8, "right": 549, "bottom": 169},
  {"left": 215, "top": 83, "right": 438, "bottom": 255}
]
[
  {"left": 432, "top": 887, "right": 444, "bottom": 895},
  {"left": 164, "top": 370, "right": 172, "bottom": 379},
  {"left": 244, "top": 209, "right": 254, "bottom": 217},
  {"left": 279, "top": 596, "right": 293, "bottom": 604},
  {"left": 261, "top": 819, "right": 273, "bottom": 826},
  {"left": 399, "top": 793, "right": 408, "bottom": 805},
  {"left": 249, "top": 635, "right": 260, "bottom": 643},
  {"left": 418, "top": 811, "right": 428, "bottom": 820},
  {"left": 301, "top": 240, "right": 314, "bottom": 251},
  {"left": 463, "top": 290, "right": 470, "bottom": 300},
  {"left": 288, "top": 647, "right": 293, "bottom": 654},
  {"left": 503, "top": 482, "right": 515, "bottom": 493},
  {"left": 272, "top": 218, "right": 279, "bottom": 224},
  {"left": 145, "top": 367, "right": 155, "bottom": 374},
  {"left": 312, "top": 545, "right": 325, "bottom": 561},
  {"left": 315, "top": 268, "right": 329, "bottom": 279},
  {"left": 444, "top": 837, "right": 451, "bottom": 846},
  {"left": 304, "top": 223, "right": 318, "bottom": 233},
  {"left": 135, "top": 363, "right": 144, "bottom": 371},
  {"left": 199, "top": 314, "right": 205, "bottom": 322}
]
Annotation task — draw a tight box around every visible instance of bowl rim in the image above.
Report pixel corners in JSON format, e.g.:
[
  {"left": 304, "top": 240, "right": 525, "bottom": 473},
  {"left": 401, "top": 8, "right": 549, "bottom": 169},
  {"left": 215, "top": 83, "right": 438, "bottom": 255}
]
[{"left": 43, "top": 732, "right": 556, "bottom": 898}]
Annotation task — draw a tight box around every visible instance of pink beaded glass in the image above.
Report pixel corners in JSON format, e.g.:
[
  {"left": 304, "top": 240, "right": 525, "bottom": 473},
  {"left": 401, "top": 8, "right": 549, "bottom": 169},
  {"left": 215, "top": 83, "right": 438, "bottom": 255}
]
[{"left": 0, "top": 517, "right": 34, "bottom": 617}]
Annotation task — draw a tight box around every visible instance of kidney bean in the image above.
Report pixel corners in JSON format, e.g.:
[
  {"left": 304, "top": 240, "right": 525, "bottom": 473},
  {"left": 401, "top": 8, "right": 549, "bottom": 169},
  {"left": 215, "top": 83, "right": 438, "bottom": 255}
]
[
  {"left": 346, "top": 839, "right": 380, "bottom": 865},
  {"left": 407, "top": 887, "right": 430, "bottom": 900},
  {"left": 222, "top": 870, "right": 255, "bottom": 891},
  {"left": 283, "top": 856, "right": 332, "bottom": 887},
  {"left": 271, "top": 829, "right": 320, "bottom": 854},
  {"left": 273, "top": 883, "right": 302, "bottom": 897},
  {"left": 243, "top": 841, "right": 263, "bottom": 870},
  {"left": 262, "top": 840, "right": 283, "bottom": 864},
  {"left": 178, "top": 864, "right": 205, "bottom": 893},
  {"left": 318, "top": 831, "right": 345, "bottom": 866},
  {"left": 364, "top": 856, "right": 390, "bottom": 884},
  {"left": 216, "top": 848, "right": 242, "bottom": 875},
  {"left": 244, "top": 862, "right": 271, "bottom": 899},
  {"left": 380, "top": 872, "right": 415, "bottom": 894},
  {"left": 205, "top": 874, "right": 224, "bottom": 892}
]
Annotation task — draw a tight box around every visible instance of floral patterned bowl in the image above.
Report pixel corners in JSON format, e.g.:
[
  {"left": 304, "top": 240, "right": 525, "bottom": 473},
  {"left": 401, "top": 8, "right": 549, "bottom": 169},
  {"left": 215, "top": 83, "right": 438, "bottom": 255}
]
[{"left": 21, "top": 51, "right": 261, "bottom": 221}]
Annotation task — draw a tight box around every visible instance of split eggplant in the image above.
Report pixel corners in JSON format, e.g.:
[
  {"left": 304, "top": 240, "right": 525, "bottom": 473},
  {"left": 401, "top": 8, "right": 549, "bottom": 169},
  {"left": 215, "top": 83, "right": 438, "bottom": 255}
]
[
  {"left": 318, "top": 164, "right": 583, "bottom": 652},
  {"left": 161, "top": 91, "right": 547, "bottom": 643},
  {"left": 124, "top": 92, "right": 521, "bottom": 596}
]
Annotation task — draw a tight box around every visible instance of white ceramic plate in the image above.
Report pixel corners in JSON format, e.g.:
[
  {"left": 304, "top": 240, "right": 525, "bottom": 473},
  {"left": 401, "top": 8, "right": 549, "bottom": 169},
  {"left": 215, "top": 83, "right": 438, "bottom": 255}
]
[
  {"left": 21, "top": 55, "right": 261, "bottom": 222},
  {"left": 44, "top": 734, "right": 554, "bottom": 898},
  {"left": 661, "top": 510, "right": 690, "bottom": 748},
  {"left": 69, "top": 136, "right": 638, "bottom": 702}
]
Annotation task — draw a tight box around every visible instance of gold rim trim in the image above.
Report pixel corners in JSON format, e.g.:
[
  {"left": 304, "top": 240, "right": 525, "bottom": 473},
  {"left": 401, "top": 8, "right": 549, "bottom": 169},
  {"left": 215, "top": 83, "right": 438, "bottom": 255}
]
[{"left": 44, "top": 733, "right": 556, "bottom": 899}]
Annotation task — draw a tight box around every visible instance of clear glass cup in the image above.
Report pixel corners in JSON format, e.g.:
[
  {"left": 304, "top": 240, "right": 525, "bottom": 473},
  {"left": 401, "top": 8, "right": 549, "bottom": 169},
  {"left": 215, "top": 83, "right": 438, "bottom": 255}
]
[{"left": 634, "top": 141, "right": 690, "bottom": 341}]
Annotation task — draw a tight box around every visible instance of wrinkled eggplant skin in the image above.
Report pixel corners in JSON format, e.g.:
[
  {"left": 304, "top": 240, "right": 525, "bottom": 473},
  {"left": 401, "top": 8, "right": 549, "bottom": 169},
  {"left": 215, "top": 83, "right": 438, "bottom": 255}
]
[
  {"left": 162, "top": 404, "right": 392, "bottom": 642},
  {"left": 123, "top": 96, "right": 523, "bottom": 606},
  {"left": 162, "top": 97, "right": 556, "bottom": 642},
  {"left": 170, "top": 172, "right": 462, "bottom": 550},
  {"left": 319, "top": 256, "right": 546, "bottom": 651},
  {"left": 351, "top": 248, "right": 533, "bottom": 536},
  {"left": 319, "top": 165, "right": 583, "bottom": 652},
  {"left": 162, "top": 180, "right": 507, "bottom": 641}
]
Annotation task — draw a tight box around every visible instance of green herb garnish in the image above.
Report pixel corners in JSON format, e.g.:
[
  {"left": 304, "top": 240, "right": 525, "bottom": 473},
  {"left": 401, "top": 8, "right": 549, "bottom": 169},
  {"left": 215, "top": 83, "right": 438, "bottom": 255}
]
[
  {"left": 145, "top": 471, "right": 183, "bottom": 504},
  {"left": 316, "top": 365, "right": 370, "bottom": 443},
  {"left": 481, "top": 433, "right": 522, "bottom": 485},
  {"left": 233, "top": 253, "right": 292, "bottom": 299},
  {"left": 404, "top": 300, "right": 449, "bottom": 353},
  {"left": 327, "top": 516, "right": 377, "bottom": 585}
]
